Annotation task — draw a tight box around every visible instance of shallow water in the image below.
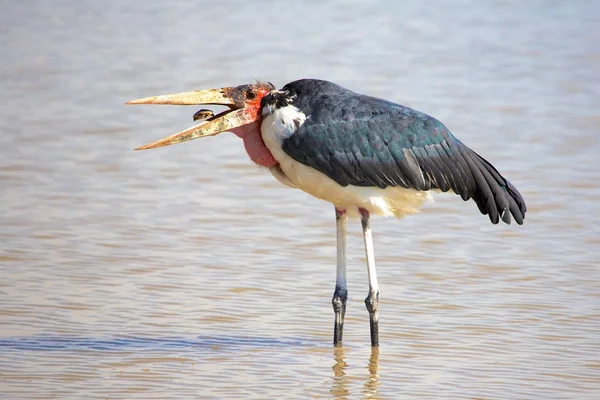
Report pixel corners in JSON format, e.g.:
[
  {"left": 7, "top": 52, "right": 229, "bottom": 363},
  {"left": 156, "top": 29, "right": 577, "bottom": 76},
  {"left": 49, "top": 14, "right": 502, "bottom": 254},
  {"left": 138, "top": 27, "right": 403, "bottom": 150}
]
[{"left": 1, "top": 1, "right": 599, "bottom": 399}]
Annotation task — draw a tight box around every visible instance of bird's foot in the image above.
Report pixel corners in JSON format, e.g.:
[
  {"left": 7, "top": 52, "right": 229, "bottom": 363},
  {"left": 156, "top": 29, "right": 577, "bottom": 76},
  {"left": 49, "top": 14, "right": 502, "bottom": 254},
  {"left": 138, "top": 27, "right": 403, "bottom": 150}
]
[
  {"left": 365, "top": 290, "right": 380, "bottom": 347},
  {"left": 332, "top": 285, "right": 348, "bottom": 346}
]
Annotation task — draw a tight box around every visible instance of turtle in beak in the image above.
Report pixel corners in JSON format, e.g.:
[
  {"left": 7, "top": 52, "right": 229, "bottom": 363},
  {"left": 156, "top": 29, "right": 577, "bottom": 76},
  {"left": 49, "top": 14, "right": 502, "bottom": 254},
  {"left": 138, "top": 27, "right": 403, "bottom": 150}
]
[{"left": 127, "top": 82, "right": 275, "bottom": 150}]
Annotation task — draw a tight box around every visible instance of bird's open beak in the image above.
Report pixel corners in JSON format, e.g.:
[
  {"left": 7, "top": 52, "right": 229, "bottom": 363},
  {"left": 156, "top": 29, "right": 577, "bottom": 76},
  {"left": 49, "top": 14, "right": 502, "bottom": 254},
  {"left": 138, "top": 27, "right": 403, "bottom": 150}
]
[{"left": 126, "top": 88, "right": 253, "bottom": 150}]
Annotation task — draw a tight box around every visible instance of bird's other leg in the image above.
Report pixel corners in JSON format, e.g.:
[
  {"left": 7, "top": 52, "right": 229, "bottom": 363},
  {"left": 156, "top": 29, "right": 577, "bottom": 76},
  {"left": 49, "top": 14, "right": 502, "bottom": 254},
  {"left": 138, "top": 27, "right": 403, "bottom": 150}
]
[
  {"left": 360, "top": 208, "right": 380, "bottom": 347},
  {"left": 332, "top": 207, "right": 348, "bottom": 346}
]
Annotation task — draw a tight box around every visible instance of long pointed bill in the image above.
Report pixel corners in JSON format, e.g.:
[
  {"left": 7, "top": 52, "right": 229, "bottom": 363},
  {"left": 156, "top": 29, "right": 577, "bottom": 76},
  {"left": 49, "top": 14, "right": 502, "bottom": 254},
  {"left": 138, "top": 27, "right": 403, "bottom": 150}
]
[
  {"left": 134, "top": 109, "right": 252, "bottom": 150},
  {"left": 126, "top": 88, "right": 236, "bottom": 106},
  {"left": 127, "top": 87, "right": 253, "bottom": 150}
]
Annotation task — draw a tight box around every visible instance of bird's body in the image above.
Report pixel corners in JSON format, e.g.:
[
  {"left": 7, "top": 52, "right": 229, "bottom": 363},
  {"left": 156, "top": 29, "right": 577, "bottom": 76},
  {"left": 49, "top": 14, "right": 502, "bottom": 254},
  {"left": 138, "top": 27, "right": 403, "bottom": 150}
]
[
  {"left": 263, "top": 120, "right": 433, "bottom": 219},
  {"left": 128, "top": 78, "right": 526, "bottom": 347},
  {"left": 261, "top": 79, "right": 524, "bottom": 222}
]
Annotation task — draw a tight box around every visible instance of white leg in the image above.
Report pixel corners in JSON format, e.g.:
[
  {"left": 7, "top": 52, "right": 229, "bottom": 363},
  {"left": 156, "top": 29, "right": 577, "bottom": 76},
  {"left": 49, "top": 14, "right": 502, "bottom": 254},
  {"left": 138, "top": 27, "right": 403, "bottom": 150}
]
[
  {"left": 360, "top": 208, "right": 380, "bottom": 347},
  {"left": 332, "top": 207, "right": 347, "bottom": 346}
]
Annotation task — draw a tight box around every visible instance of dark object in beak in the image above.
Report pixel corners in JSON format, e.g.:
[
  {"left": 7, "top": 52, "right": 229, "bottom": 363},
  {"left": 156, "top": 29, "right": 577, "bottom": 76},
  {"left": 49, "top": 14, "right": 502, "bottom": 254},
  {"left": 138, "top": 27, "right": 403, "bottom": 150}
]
[
  {"left": 126, "top": 83, "right": 273, "bottom": 151},
  {"left": 126, "top": 87, "right": 251, "bottom": 150},
  {"left": 193, "top": 109, "right": 215, "bottom": 121}
]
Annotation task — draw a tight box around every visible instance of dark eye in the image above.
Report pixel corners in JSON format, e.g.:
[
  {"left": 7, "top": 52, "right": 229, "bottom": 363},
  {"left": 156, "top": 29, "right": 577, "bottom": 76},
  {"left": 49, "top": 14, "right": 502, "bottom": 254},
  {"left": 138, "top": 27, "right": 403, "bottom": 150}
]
[{"left": 246, "top": 89, "right": 256, "bottom": 100}]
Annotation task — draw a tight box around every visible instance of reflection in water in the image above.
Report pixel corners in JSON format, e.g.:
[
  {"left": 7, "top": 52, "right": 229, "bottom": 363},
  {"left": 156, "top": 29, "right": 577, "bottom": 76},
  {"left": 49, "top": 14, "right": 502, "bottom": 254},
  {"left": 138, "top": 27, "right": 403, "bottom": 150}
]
[
  {"left": 362, "top": 347, "right": 381, "bottom": 399},
  {"left": 0, "top": 335, "right": 313, "bottom": 351},
  {"left": 331, "top": 347, "right": 381, "bottom": 400},
  {"left": 331, "top": 347, "right": 350, "bottom": 399}
]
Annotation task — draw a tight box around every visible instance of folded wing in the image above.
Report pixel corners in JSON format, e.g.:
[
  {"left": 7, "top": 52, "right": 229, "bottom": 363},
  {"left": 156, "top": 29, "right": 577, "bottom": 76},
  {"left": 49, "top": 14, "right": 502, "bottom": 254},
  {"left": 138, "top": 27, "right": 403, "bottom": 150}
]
[{"left": 281, "top": 93, "right": 526, "bottom": 224}]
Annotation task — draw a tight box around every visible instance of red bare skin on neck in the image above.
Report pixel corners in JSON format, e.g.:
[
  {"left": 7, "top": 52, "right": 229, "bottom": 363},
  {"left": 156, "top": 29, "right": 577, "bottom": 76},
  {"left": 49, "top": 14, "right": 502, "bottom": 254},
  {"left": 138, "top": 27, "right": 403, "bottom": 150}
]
[
  {"left": 229, "top": 87, "right": 278, "bottom": 168},
  {"left": 231, "top": 122, "right": 277, "bottom": 167}
]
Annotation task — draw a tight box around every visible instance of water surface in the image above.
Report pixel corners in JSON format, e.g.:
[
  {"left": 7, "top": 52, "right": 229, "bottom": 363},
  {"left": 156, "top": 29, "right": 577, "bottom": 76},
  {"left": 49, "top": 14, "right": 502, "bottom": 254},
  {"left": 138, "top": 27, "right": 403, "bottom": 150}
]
[{"left": 1, "top": 1, "right": 599, "bottom": 399}]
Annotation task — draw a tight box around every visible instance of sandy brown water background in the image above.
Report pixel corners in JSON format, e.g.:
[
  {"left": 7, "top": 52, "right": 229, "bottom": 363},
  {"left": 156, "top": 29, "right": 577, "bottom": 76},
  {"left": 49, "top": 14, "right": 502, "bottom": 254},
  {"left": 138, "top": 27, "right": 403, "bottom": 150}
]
[{"left": 1, "top": 1, "right": 599, "bottom": 398}]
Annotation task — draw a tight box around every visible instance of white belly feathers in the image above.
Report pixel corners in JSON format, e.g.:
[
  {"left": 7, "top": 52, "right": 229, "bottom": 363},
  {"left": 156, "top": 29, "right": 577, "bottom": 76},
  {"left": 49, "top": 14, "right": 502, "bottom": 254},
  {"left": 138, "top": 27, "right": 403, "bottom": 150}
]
[{"left": 261, "top": 105, "right": 432, "bottom": 219}]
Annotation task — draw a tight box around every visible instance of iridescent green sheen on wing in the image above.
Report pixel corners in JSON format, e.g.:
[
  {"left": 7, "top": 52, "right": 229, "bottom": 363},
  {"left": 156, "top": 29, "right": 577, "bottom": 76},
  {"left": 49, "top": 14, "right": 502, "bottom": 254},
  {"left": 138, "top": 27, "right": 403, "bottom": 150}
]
[{"left": 278, "top": 79, "right": 526, "bottom": 224}]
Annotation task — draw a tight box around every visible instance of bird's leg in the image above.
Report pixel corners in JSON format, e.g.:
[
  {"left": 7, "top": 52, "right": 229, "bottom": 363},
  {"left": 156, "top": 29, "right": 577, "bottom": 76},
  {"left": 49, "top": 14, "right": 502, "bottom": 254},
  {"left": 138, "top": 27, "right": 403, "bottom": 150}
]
[
  {"left": 360, "top": 208, "right": 380, "bottom": 347},
  {"left": 332, "top": 207, "right": 348, "bottom": 346}
]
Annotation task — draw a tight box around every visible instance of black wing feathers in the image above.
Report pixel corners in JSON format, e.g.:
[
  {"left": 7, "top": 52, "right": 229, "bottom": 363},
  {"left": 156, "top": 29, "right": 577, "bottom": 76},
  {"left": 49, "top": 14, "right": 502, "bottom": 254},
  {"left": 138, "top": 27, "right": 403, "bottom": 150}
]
[{"left": 279, "top": 79, "right": 526, "bottom": 225}]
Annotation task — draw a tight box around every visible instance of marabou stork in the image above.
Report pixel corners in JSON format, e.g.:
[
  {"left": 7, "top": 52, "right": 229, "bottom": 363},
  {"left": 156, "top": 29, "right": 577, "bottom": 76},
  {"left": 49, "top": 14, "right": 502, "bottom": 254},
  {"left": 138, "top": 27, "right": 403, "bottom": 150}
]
[{"left": 127, "top": 79, "right": 526, "bottom": 347}]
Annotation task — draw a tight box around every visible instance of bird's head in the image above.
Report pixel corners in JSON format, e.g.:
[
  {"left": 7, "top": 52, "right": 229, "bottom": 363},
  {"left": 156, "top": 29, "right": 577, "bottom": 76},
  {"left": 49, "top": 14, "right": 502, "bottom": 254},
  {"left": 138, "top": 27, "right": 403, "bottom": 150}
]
[{"left": 127, "top": 82, "right": 275, "bottom": 150}]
